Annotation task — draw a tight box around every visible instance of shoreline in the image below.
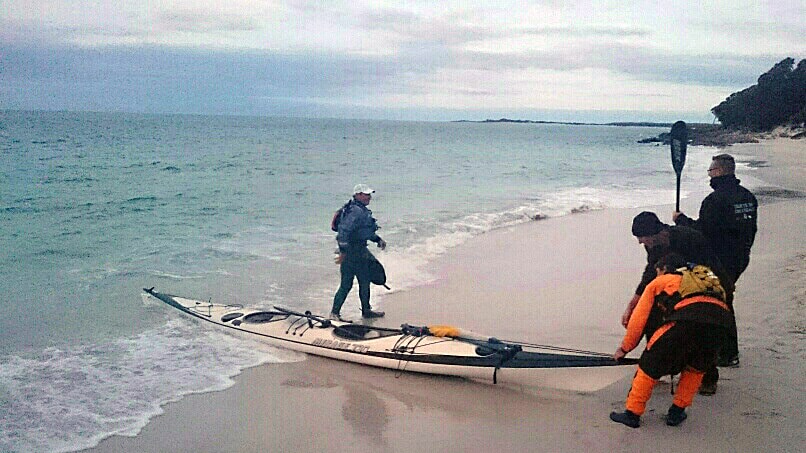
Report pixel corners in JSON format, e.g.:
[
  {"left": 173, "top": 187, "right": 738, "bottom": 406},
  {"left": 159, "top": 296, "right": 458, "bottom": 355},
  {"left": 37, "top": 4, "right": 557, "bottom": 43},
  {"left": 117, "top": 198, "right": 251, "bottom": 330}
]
[
  {"left": 454, "top": 118, "right": 805, "bottom": 148},
  {"left": 84, "top": 137, "right": 804, "bottom": 453}
]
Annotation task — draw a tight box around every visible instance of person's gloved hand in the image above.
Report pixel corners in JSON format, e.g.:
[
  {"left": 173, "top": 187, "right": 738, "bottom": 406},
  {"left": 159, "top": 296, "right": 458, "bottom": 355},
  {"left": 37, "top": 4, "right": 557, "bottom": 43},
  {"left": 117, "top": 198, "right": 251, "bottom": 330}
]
[
  {"left": 621, "top": 294, "right": 640, "bottom": 328},
  {"left": 377, "top": 238, "right": 387, "bottom": 250}
]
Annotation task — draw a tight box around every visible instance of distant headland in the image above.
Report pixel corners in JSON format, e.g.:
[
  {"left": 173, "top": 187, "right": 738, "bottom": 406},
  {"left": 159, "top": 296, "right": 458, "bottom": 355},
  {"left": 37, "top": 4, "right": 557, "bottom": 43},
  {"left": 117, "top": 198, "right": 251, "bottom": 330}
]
[
  {"left": 453, "top": 118, "right": 671, "bottom": 128},
  {"left": 456, "top": 57, "right": 805, "bottom": 147},
  {"left": 451, "top": 119, "right": 773, "bottom": 147}
]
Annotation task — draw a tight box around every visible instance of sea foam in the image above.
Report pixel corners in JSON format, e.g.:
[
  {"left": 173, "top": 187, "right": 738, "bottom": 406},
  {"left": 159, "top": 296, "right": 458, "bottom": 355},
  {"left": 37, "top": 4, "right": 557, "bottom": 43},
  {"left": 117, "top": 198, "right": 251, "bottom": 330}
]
[{"left": 0, "top": 318, "right": 301, "bottom": 453}]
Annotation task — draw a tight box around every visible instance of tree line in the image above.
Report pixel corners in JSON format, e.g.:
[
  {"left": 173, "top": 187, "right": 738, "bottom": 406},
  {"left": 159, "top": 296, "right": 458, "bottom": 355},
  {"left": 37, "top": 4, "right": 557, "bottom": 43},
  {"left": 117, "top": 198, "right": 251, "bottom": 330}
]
[{"left": 711, "top": 58, "right": 806, "bottom": 131}]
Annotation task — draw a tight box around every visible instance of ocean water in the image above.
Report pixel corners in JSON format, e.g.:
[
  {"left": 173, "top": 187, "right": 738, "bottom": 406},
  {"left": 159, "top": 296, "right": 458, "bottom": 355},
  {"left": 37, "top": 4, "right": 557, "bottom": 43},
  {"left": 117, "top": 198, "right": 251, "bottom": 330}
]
[{"left": 0, "top": 111, "right": 745, "bottom": 452}]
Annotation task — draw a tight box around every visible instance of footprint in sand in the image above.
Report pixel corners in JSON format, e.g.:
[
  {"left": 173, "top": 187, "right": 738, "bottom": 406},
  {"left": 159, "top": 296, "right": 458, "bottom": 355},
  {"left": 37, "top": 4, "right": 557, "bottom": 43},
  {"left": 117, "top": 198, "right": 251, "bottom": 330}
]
[{"left": 741, "top": 410, "right": 785, "bottom": 420}]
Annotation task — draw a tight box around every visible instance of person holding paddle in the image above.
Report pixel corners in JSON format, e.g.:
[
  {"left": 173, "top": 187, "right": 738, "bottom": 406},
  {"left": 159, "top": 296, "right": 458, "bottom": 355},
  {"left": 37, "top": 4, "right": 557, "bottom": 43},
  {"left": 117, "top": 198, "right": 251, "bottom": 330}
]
[
  {"left": 673, "top": 153, "right": 758, "bottom": 369},
  {"left": 331, "top": 184, "right": 387, "bottom": 321}
]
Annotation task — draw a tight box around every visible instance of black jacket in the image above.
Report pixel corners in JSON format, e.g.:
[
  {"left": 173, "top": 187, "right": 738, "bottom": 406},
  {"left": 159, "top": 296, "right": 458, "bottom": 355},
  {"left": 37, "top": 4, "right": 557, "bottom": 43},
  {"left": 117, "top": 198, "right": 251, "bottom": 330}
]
[
  {"left": 636, "top": 226, "right": 734, "bottom": 298},
  {"left": 675, "top": 175, "right": 758, "bottom": 281}
]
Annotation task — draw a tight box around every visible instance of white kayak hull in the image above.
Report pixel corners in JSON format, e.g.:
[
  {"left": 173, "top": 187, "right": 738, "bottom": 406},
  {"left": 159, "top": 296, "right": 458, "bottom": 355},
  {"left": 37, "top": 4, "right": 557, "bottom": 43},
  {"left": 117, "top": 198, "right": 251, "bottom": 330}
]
[{"left": 145, "top": 288, "right": 636, "bottom": 392}]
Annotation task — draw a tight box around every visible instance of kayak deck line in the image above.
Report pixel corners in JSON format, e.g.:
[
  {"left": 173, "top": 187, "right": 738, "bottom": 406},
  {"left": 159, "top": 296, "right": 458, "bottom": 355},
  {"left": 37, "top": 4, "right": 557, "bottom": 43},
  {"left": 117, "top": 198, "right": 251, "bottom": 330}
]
[{"left": 144, "top": 287, "right": 638, "bottom": 392}]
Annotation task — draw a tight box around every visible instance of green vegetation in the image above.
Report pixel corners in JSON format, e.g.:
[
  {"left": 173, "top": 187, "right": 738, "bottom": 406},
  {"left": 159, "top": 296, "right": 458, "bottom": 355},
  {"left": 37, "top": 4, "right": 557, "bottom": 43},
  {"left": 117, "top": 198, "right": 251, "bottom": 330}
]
[{"left": 711, "top": 58, "right": 806, "bottom": 131}]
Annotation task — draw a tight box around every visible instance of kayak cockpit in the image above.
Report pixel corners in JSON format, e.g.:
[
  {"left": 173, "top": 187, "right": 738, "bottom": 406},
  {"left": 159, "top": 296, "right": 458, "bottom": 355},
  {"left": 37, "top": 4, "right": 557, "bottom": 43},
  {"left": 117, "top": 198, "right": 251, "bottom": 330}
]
[{"left": 333, "top": 324, "right": 402, "bottom": 341}]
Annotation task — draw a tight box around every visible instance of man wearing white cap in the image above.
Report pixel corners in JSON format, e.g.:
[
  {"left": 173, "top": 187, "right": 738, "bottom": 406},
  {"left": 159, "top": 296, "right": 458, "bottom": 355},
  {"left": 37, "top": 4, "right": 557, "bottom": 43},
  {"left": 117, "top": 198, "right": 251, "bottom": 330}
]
[{"left": 331, "top": 184, "right": 387, "bottom": 320}]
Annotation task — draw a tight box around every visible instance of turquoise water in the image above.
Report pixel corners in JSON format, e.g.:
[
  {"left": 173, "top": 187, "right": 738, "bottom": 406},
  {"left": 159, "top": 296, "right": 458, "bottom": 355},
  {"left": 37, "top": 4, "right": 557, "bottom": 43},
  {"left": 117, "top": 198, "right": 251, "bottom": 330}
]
[{"left": 1, "top": 111, "right": 718, "bottom": 452}]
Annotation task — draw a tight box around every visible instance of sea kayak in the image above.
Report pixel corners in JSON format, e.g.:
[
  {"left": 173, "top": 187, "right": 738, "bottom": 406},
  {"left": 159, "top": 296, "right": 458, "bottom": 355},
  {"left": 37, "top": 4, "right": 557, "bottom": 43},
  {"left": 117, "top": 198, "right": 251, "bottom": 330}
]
[{"left": 145, "top": 288, "right": 637, "bottom": 391}]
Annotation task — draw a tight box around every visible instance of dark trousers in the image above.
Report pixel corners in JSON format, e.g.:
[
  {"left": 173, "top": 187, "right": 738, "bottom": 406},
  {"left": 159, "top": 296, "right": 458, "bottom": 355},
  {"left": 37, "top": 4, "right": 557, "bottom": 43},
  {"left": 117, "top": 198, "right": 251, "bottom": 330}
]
[
  {"left": 332, "top": 248, "right": 372, "bottom": 315},
  {"left": 722, "top": 290, "right": 740, "bottom": 358},
  {"left": 640, "top": 321, "right": 725, "bottom": 380},
  {"left": 703, "top": 272, "right": 741, "bottom": 386}
]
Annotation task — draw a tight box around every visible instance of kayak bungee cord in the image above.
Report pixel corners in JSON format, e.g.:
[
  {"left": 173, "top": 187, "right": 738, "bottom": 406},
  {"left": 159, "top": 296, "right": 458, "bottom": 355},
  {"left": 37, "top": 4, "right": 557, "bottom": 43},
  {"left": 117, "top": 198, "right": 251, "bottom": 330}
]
[
  {"left": 293, "top": 319, "right": 309, "bottom": 336},
  {"left": 275, "top": 306, "right": 332, "bottom": 337},
  {"left": 189, "top": 300, "right": 243, "bottom": 318},
  {"left": 392, "top": 333, "right": 418, "bottom": 376},
  {"left": 495, "top": 339, "right": 613, "bottom": 358},
  {"left": 286, "top": 316, "right": 306, "bottom": 335},
  {"left": 390, "top": 327, "right": 523, "bottom": 384},
  {"left": 391, "top": 333, "right": 451, "bottom": 377},
  {"left": 145, "top": 288, "right": 245, "bottom": 318}
]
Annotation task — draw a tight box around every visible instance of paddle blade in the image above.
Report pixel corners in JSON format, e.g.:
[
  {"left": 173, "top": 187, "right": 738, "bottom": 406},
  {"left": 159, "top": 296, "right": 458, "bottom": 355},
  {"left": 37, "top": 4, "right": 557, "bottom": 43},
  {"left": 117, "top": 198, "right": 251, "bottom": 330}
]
[{"left": 670, "top": 121, "right": 688, "bottom": 174}]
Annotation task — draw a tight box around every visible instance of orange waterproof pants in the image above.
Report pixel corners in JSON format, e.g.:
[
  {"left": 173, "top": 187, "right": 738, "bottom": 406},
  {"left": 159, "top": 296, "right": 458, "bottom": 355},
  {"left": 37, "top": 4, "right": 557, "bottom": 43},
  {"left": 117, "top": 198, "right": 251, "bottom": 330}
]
[
  {"left": 626, "top": 367, "right": 705, "bottom": 415},
  {"left": 625, "top": 368, "right": 657, "bottom": 415}
]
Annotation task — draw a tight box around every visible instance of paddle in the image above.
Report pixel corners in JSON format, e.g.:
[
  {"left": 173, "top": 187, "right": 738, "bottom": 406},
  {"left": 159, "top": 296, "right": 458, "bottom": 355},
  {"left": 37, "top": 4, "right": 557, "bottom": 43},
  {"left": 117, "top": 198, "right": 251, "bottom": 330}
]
[
  {"left": 670, "top": 121, "right": 688, "bottom": 211},
  {"left": 273, "top": 305, "right": 335, "bottom": 327}
]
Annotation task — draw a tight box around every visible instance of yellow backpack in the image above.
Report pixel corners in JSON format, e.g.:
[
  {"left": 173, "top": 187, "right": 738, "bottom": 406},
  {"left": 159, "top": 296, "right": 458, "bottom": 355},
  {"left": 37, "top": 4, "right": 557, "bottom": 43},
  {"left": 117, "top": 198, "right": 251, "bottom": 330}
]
[
  {"left": 655, "top": 264, "right": 726, "bottom": 317},
  {"left": 677, "top": 264, "right": 726, "bottom": 301}
]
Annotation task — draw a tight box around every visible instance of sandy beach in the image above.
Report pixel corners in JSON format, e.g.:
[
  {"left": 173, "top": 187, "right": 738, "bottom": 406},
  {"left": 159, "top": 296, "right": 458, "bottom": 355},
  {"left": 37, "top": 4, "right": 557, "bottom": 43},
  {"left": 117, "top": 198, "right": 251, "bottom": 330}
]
[{"left": 86, "top": 137, "right": 805, "bottom": 453}]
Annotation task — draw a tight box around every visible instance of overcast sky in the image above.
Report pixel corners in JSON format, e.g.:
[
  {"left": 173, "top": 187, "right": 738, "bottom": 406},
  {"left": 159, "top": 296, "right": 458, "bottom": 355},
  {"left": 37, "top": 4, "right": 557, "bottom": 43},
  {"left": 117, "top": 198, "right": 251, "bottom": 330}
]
[{"left": 1, "top": 1, "right": 803, "bottom": 122}]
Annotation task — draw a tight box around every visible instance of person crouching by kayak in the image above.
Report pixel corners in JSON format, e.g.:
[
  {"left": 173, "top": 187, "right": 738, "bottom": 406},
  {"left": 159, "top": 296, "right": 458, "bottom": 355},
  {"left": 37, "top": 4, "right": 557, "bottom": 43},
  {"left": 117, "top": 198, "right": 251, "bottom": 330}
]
[
  {"left": 610, "top": 253, "right": 734, "bottom": 428},
  {"left": 623, "top": 211, "right": 735, "bottom": 395},
  {"left": 330, "top": 184, "right": 387, "bottom": 321}
]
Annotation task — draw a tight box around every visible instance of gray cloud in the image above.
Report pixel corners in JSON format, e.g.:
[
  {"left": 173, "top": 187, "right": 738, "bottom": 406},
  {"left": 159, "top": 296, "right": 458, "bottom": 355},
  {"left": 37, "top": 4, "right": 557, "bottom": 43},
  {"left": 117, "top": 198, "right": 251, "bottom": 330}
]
[
  {"left": 307, "top": 7, "right": 761, "bottom": 87},
  {"left": 2, "top": 38, "right": 784, "bottom": 117},
  {"left": 0, "top": 44, "right": 403, "bottom": 113},
  {"left": 158, "top": 11, "right": 260, "bottom": 34},
  {"left": 416, "top": 43, "right": 784, "bottom": 87},
  {"left": 519, "top": 25, "right": 651, "bottom": 38},
  {"left": 1, "top": 1, "right": 800, "bottom": 119},
  {"left": 344, "top": 4, "right": 652, "bottom": 50}
]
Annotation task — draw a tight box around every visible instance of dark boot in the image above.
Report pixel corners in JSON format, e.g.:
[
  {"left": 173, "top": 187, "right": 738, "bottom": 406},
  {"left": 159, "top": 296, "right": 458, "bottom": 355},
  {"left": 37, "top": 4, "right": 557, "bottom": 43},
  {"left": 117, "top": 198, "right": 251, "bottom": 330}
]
[
  {"left": 700, "top": 366, "right": 718, "bottom": 395},
  {"left": 666, "top": 404, "right": 688, "bottom": 426},
  {"left": 328, "top": 312, "right": 350, "bottom": 322},
  {"left": 609, "top": 410, "right": 640, "bottom": 428},
  {"left": 362, "top": 310, "right": 385, "bottom": 319},
  {"left": 718, "top": 353, "right": 740, "bottom": 367},
  {"left": 698, "top": 381, "right": 717, "bottom": 396}
]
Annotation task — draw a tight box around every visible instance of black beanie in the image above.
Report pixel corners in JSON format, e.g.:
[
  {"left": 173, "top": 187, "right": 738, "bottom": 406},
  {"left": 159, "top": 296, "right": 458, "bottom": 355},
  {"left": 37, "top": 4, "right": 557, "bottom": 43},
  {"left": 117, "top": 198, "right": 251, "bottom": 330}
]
[{"left": 632, "top": 211, "right": 666, "bottom": 237}]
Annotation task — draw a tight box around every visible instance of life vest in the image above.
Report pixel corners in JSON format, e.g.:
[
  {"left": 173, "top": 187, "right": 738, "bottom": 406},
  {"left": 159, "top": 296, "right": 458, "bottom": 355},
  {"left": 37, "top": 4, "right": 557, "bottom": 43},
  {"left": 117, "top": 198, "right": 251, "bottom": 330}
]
[
  {"left": 330, "top": 201, "right": 352, "bottom": 232},
  {"left": 654, "top": 264, "right": 726, "bottom": 318}
]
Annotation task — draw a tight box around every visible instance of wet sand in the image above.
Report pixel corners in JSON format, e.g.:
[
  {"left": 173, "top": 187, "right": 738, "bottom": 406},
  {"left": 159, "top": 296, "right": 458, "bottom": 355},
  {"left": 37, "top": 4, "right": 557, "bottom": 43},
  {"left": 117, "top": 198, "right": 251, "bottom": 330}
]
[{"left": 85, "top": 138, "right": 805, "bottom": 452}]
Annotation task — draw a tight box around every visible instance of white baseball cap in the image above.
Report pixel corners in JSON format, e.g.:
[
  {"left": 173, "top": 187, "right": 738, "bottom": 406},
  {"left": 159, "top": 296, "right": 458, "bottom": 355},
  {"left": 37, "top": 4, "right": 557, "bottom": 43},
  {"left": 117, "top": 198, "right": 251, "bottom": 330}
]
[{"left": 353, "top": 184, "right": 375, "bottom": 195}]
